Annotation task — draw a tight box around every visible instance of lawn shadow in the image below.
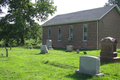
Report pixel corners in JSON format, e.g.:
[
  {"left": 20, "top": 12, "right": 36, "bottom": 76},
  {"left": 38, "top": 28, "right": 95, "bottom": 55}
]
[
  {"left": 33, "top": 46, "right": 40, "bottom": 49},
  {"left": 0, "top": 56, "right": 6, "bottom": 58},
  {"left": 100, "top": 61, "right": 115, "bottom": 66},
  {"left": 35, "top": 53, "right": 40, "bottom": 55},
  {"left": 53, "top": 48, "right": 66, "bottom": 51},
  {"left": 65, "top": 73, "right": 93, "bottom": 80}
]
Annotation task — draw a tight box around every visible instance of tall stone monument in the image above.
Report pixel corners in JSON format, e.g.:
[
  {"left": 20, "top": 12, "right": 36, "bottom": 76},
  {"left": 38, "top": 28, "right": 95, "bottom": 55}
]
[
  {"left": 100, "top": 37, "right": 120, "bottom": 62},
  {"left": 76, "top": 56, "right": 104, "bottom": 76},
  {"left": 46, "top": 39, "right": 53, "bottom": 50}
]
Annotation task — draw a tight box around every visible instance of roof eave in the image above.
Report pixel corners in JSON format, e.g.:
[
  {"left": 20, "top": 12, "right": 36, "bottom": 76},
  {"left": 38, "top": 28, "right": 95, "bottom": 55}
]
[
  {"left": 42, "top": 19, "right": 100, "bottom": 27},
  {"left": 99, "top": 4, "right": 120, "bottom": 20}
]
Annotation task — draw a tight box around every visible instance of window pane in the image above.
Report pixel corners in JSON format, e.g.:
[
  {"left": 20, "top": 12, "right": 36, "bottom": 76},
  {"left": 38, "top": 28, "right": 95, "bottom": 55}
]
[
  {"left": 58, "top": 27, "right": 61, "bottom": 40},
  {"left": 48, "top": 28, "right": 51, "bottom": 39},
  {"left": 83, "top": 24, "right": 87, "bottom": 41}
]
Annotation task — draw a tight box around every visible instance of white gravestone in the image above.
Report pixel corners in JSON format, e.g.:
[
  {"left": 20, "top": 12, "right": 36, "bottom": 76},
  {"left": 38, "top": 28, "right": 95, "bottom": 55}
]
[
  {"left": 66, "top": 45, "right": 73, "bottom": 52},
  {"left": 46, "top": 39, "right": 53, "bottom": 50},
  {"left": 30, "top": 44, "right": 33, "bottom": 49},
  {"left": 76, "top": 56, "right": 104, "bottom": 76},
  {"left": 40, "top": 45, "right": 49, "bottom": 54}
]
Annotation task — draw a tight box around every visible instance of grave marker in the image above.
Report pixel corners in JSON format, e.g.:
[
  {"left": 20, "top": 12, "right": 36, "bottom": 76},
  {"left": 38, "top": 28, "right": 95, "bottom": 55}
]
[
  {"left": 40, "top": 45, "right": 49, "bottom": 54},
  {"left": 76, "top": 56, "right": 104, "bottom": 76},
  {"left": 83, "top": 51, "right": 87, "bottom": 54},
  {"left": 66, "top": 45, "right": 73, "bottom": 52},
  {"left": 30, "top": 44, "right": 33, "bottom": 49},
  {"left": 77, "top": 49, "right": 79, "bottom": 53},
  {"left": 46, "top": 39, "right": 53, "bottom": 50},
  {"left": 100, "top": 37, "right": 120, "bottom": 62}
]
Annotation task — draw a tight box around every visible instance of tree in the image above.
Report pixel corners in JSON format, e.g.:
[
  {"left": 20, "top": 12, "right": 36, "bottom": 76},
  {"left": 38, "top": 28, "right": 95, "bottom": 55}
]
[
  {"left": 0, "top": 0, "right": 56, "bottom": 44},
  {"left": 105, "top": 0, "right": 120, "bottom": 7},
  {"left": 25, "top": 22, "right": 42, "bottom": 43}
]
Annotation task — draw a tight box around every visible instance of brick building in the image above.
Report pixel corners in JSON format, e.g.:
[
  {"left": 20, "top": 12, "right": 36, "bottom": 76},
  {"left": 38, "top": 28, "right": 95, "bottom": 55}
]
[{"left": 42, "top": 5, "right": 120, "bottom": 49}]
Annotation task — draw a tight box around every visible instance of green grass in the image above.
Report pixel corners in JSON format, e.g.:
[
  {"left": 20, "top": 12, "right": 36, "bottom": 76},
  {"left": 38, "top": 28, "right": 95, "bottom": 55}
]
[{"left": 0, "top": 45, "right": 120, "bottom": 80}]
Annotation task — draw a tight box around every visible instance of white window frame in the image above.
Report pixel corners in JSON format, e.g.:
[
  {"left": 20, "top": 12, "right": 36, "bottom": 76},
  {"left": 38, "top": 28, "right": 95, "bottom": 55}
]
[
  {"left": 58, "top": 26, "right": 61, "bottom": 41},
  {"left": 69, "top": 25, "right": 73, "bottom": 38},
  {"left": 83, "top": 24, "right": 87, "bottom": 41},
  {"left": 48, "top": 27, "right": 51, "bottom": 39},
  {"left": 68, "top": 25, "right": 73, "bottom": 41}
]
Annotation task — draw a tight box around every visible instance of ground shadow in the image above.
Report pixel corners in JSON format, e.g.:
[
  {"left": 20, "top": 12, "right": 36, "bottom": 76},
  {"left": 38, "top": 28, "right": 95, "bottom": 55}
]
[
  {"left": 100, "top": 61, "right": 115, "bottom": 66},
  {"left": 0, "top": 56, "right": 6, "bottom": 58},
  {"left": 65, "top": 73, "right": 93, "bottom": 80},
  {"left": 33, "top": 46, "right": 40, "bottom": 49},
  {"left": 53, "top": 48, "right": 66, "bottom": 51},
  {"left": 35, "top": 53, "right": 40, "bottom": 55}
]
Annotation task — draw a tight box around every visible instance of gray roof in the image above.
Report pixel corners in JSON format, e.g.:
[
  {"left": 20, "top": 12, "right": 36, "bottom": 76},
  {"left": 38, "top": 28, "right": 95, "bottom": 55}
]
[{"left": 42, "top": 5, "right": 120, "bottom": 27}]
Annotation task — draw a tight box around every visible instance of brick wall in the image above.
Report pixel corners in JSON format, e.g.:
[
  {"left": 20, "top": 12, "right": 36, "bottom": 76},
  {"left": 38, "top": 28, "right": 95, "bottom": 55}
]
[
  {"left": 98, "top": 7, "right": 120, "bottom": 49},
  {"left": 42, "top": 21, "right": 97, "bottom": 49}
]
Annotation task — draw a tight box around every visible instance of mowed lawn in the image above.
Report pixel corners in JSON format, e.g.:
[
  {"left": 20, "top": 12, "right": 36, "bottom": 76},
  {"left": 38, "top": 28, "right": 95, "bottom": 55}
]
[{"left": 0, "top": 45, "right": 120, "bottom": 80}]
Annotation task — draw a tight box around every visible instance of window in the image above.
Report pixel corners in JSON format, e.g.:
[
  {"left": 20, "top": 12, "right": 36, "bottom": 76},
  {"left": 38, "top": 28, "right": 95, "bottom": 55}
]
[
  {"left": 68, "top": 25, "right": 73, "bottom": 41},
  {"left": 48, "top": 27, "right": 51, "bottom": 39},
  {"left": 83, "top": 24, "right": 87, "bottom": 41},
  {"left": 58, "top": 27, "right": 61, "bottom": 41}
]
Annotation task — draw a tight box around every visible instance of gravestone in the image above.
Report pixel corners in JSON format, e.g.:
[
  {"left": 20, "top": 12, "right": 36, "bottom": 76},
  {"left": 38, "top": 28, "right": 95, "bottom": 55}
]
[
  {"left": 77, "top": 49, "right": 79, "bottom": 53},
  {"left": 30, "top": 44, "right": 33, "bottom": 49},
  {"left": 76, "top": 56, "right": 104, "bottom": 76},
  {"left": 66, "top": 45, "right": 73, "bottom": 52},
  {"left": 40, "top": 45, "right": 49, "bottom": 54},
  {"left": 100, "top": 37, "right": 120, "bottom": 62},
  {"left": 83, "top": 51, "right": 87, "bottom": 54},
  {"left": 46, "top": 39, "right": 53, "bottom": 50}
]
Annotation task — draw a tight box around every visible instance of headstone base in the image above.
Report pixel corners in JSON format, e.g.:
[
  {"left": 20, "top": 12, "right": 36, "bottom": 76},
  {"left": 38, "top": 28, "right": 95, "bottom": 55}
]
[
  {"left": 48, "top": 46, "right": 53, "bottom": 50},
  {"left": 99, "top": 56, "right": 120, "bottom": 62},
  {"left": 66, "top": 50, "right": 74, "bottom": 52},
  {"left": 30, "top": 47, "right": 33, "bottom": 49},
  {"left": 66, "top": 45, "right": 73, "bottom": 52},
  {"left": 40, "top": 51, "right": 49, "bottom": 54},
  {"left": 75, "top": 70, "right": 104, "bottom": 77}
]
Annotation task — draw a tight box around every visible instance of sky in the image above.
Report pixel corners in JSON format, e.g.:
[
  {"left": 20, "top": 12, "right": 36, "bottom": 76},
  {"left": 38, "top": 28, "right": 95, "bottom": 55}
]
[
  {"left": 53, "top": 0, "right": 108, "bottom": 15},
  {"left": 0, "top": 0, "right": 108, "bottom": 24}
]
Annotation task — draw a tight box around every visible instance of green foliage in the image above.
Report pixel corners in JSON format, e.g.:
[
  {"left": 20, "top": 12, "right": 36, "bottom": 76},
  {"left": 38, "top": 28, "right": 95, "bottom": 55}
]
[
  {"left": 0, "top": 47, "right": 120, "bottom": 80},
  {"left": 0, "top": 0, "right": 56, "bottom": 44},
  {"left": 105, "top": 0, "right": 120, "bottom": 7},
  {"left": 26, "top": 23, "right": 42, "bottom": 43}
]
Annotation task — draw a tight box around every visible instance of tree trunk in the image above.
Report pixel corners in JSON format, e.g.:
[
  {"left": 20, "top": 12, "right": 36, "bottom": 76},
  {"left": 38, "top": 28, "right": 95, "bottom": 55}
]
[{"left": 21, "top": 33, "right": 25, "bottom": 45}]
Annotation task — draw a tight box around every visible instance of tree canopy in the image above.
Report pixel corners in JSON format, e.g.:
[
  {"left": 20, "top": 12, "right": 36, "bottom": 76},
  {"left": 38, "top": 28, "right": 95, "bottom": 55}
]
[
  {"left": 105, "top": 0, "right": 120, "bottom": 7},
  {"left": 0, "top": 0, "right": 56, "bottom": 45}
]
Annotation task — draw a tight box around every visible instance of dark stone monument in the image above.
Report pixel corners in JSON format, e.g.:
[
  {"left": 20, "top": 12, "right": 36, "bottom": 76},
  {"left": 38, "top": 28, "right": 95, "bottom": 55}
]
[
  {"left": 99, "top": 37, "right": 120, "bottom": 62},
  {"left": 83, "top": 51, "right": 87, "bottom": 54}
]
